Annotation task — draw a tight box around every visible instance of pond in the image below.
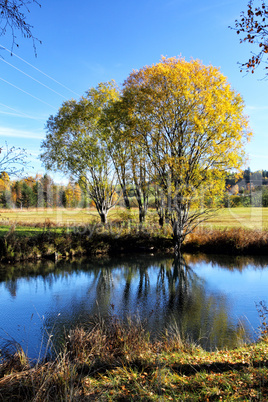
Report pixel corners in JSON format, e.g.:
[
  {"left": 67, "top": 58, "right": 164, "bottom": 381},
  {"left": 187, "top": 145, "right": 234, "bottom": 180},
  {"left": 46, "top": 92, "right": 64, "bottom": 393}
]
[{"left": 0, "top": 253, "right": 267, "bottom": 360}]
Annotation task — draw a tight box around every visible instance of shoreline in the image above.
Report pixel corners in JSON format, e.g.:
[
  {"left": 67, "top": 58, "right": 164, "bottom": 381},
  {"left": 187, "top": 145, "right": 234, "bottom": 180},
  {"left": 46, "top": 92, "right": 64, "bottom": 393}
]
[
  {"left": 1, "top": 225, "right": 268, "bottom": 264},
  {"left": 0, "top": 314, "right": 267, "bottom": 400}
]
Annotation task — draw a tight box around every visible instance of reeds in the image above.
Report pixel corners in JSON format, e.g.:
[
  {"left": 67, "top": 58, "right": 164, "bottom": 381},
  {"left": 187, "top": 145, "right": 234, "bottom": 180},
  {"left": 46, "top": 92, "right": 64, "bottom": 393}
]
[
  {"left": 0, "top": 316, "right": 152, "bottom": 401},
  {"left": 185, "top": 227, "right": 268, "bottom": 254}
]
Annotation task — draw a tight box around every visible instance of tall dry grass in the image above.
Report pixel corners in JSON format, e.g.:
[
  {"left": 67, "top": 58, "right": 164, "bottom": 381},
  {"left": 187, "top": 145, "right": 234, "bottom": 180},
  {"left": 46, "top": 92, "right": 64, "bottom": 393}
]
[
  {"left": 185, "top": 227, "right": 268, "bottom": 254},
  {"left": 0, "top": 316, "right": 152, "bottom": 401}
]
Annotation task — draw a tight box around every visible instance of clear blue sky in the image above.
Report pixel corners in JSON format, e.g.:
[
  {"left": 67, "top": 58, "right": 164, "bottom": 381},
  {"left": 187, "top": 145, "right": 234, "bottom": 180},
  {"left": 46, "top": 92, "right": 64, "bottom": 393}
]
[{"left": 0, "top": 0, "right": 267, "bottom": 183}]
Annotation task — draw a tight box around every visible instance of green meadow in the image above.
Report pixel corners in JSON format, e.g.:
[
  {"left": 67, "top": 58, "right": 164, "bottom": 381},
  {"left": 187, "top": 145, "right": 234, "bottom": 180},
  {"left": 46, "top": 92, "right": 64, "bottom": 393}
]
[{"left": 1, "top": 207, "right": 268, "bottom": 230}]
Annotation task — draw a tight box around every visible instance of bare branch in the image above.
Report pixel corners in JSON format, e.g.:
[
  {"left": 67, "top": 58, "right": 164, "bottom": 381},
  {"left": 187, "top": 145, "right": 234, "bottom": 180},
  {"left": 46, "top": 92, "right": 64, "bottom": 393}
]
[
  {"left": 0, "top": 142, "right": 31, "bottom": 176},
  {"left": 0, "top": 0, "right": 41, "bottom": 55}
]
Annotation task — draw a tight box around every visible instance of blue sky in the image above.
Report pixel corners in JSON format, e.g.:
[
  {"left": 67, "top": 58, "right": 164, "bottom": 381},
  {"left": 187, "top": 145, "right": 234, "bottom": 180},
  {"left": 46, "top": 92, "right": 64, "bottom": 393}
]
[{"left": 0, "top": 0, "right": 267, "bottom": 183}]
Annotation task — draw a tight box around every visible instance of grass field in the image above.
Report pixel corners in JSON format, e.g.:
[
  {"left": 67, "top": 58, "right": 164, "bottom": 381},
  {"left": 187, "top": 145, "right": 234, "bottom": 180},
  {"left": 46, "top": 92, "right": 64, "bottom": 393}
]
[
  {"left": 0, "top": 207, "right": 268, "bottom": 230},
  {"left": 0, "top": 207, "right": 100, "bottom": 226},
  {"left": 204, "top": 207, "right": 268, "bottom": 230}
]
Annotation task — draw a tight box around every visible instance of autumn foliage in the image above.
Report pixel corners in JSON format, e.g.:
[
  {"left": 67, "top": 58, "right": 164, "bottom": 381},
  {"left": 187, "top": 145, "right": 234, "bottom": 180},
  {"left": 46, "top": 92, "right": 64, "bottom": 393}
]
[
  {"left": 122, "top": 57, "right": 251, "bottom": 252},
  {"left": 40, "top": 56, "right": 251, "bottom": 251}
]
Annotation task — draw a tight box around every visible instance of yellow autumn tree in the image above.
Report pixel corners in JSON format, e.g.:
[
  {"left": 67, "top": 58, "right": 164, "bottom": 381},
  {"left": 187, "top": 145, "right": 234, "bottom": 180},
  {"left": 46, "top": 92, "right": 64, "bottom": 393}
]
[
  {"left": 122, "top": 56, "right": 252, "bottom": 255},
  {"left": 73, "top": 183, "right": 82, "bottom": 207},
  {"left": 65, "top": 182, "right": 82, "bottom": 208},
  {"left": 0, "top": 171, "right": 10, "bottom": 192},
  {"left": 65, "top": 184, "right": 73, "bottom": 208}
]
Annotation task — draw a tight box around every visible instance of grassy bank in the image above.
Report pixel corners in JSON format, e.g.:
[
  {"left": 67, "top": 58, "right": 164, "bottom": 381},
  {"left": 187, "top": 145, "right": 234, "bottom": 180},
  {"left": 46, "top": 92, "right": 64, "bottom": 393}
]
[
  {"left": 0, "top": 310, "right": 267, "bottom": 401},
  {"left": 2, "top": 224, "right": 268, "bottom": 263},
  {"left": 0, "top": 224, "right": 174, "bottom": 263},
  {"left": 0, "top": 207, "right": 268, "bottom": 262},
  {"left": 185, "top": 227, "right": 268, "bottom": 255}
]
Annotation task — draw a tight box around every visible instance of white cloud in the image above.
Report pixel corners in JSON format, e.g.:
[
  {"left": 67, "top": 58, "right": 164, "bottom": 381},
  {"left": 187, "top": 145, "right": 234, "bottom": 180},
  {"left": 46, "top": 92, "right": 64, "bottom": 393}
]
[
  {"left": 0, "top": 110, "right": 44, "bottom": 120},
  {"left": 246, "top": 105, "right": 268, "bottom": 111},
  {"left": 0, "top": 126, "right": 45, "bottom": 140},
  {"left": 249, "top": 153, "right": 268, "bottom": 159}
]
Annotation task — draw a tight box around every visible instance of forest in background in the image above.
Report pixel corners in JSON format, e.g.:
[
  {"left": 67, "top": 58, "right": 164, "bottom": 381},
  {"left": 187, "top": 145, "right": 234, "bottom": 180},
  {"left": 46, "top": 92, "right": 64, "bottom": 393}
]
[{"left": 1, "top": 168, "right": 268, "bottom": 210}]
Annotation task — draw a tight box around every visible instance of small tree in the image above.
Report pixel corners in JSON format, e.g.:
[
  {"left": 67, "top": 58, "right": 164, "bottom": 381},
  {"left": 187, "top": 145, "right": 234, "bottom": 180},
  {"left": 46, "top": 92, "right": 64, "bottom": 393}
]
[
  {"left": 130, "top": 142, "right": 151, "bottom": 224},
  {"left": 13, "top": 180, "right": 23, "bottom": 208},
  {"left": 102, "top": 97, "right": 153, "bottom": 223},
  {"left": 100, "top": 99, "right": 132, "bottom": 210},
  {"left": 21, "top": 181, "right": 35, "bottom": 208},
  {"left": 41, "top": 82, "right": 120, "bottom": 224},
  {"left": 123, "top": 57, "right": 251, "bottom": 254},
  {"left": 0, "top": 171, "right": 11, "bottom": 207}
]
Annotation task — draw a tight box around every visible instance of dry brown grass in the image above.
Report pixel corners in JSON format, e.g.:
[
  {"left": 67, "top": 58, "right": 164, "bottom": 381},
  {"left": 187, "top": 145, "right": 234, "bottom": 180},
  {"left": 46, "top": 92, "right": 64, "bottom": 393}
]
[
  {"left": 67, "top": 315, "right": 150, "bottom": 365},
  {"left": 186, "top": 227, "right": 268, "bottom": 254},
  {"left": 0, "top": 316, "right": 152, "bottom": 401}
]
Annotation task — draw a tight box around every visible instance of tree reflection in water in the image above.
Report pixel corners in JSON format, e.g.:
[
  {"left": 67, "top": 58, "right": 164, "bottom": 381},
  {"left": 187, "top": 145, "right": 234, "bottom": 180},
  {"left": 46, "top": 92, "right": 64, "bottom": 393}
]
[
  {"left": 0, "top": 253, "right": 262, "bottom": 359},
  {"left": 158, "top": 254, "right": 248, "bottom": 350}
]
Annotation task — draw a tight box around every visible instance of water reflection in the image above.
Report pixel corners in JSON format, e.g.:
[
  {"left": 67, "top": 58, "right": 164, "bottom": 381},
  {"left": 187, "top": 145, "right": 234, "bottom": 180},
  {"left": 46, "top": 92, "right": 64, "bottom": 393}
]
[{"left": 0, "top": 253, "right": 267, "bottom": 359}]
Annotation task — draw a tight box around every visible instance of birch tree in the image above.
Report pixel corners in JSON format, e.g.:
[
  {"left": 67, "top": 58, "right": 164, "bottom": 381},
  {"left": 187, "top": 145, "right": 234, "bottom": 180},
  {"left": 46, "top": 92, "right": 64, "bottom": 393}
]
[{"left": 41, "top": 82, "right": 119, "bottom": 224}]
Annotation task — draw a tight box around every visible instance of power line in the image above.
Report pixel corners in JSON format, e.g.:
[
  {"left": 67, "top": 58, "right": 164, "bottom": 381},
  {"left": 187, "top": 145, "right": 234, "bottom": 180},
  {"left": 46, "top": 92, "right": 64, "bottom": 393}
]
[
  {"left": 0, "top": 58, "right": 69, "bottom": 100},
  {"left": 0, "top": 44, "right": 81, "bottom": 97},
  {"left": 0, "top": 77, "right": 58, "bottom": 110}
]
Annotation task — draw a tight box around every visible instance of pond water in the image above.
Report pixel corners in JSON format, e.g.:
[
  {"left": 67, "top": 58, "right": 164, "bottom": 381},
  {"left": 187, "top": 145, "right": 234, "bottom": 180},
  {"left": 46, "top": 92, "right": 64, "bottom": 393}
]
[{"left": 0, "top": 253, "right": 267, "bottom": 360}]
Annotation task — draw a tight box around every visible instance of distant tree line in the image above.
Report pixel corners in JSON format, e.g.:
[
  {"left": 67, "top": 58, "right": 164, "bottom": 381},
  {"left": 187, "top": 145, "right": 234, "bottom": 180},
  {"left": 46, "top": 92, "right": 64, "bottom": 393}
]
[
  {"left": 1, "top": 167, "right": 268, "bottom": 211},
  {"left": 0, "top": 172, "right": 83, "bottom": 209},
  {"left": 225, "top": 168, "right": 268, "bottom": 207}
]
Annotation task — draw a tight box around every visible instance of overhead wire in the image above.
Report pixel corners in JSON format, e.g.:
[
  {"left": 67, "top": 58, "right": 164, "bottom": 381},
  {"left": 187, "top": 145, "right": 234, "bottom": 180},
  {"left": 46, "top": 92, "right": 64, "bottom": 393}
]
[
  {"left": 0, "top": 46, "right": 81, "bottom": 172},
  {"left": 0, "top": 77, "right": 58, "bottom": 110},
  {"left": 0, "top": 44, "right": 81, "bottom": 97},
  {"left": 0, "top": 101, "right": 43, "bottom": 120},
  {"left": 0, "top": 44, "right": 82, "bottom": 117},
  {"left": 0, "top": 57, "right": 69, "bottom": 100}
]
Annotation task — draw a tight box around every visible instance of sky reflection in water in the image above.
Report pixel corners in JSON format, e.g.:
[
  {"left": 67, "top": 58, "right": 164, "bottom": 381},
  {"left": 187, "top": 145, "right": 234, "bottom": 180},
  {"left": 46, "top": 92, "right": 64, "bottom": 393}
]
[{"left": 0, "top": 253, "right": 267, "bottom": 359}]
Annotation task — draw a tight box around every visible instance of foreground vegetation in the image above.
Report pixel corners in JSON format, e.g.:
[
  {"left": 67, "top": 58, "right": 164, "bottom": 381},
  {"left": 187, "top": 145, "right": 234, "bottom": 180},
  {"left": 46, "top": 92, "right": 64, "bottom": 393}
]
[{"left": 0, "top": 307, "right": 268, "bottom": 401}]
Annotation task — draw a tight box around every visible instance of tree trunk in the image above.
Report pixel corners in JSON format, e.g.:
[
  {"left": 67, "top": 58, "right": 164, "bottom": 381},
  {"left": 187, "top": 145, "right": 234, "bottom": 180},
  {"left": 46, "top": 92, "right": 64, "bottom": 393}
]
[
  {"left": 139, "top": 207, "right": 145, "bottom": 224},
  {"left": 122, "top": 187, "right": 131, "bottom": 210},
  {"left": 165, "top": 209, "right": 170, "bottom": 225},
  {"left": 159, "top": 214, "right": 164, "bottom": 227},
  {"left": 174, "top": 240, "right": 182, "bottom": 257},
  {"left": 156, "top": 203, "right": 164, "bottom": 227},
  {"left": 100, "top": 211, "right": 107, "bottom": 224},
  {"left": 173, "top": 220, "right": 183, "bottom": 257}
]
